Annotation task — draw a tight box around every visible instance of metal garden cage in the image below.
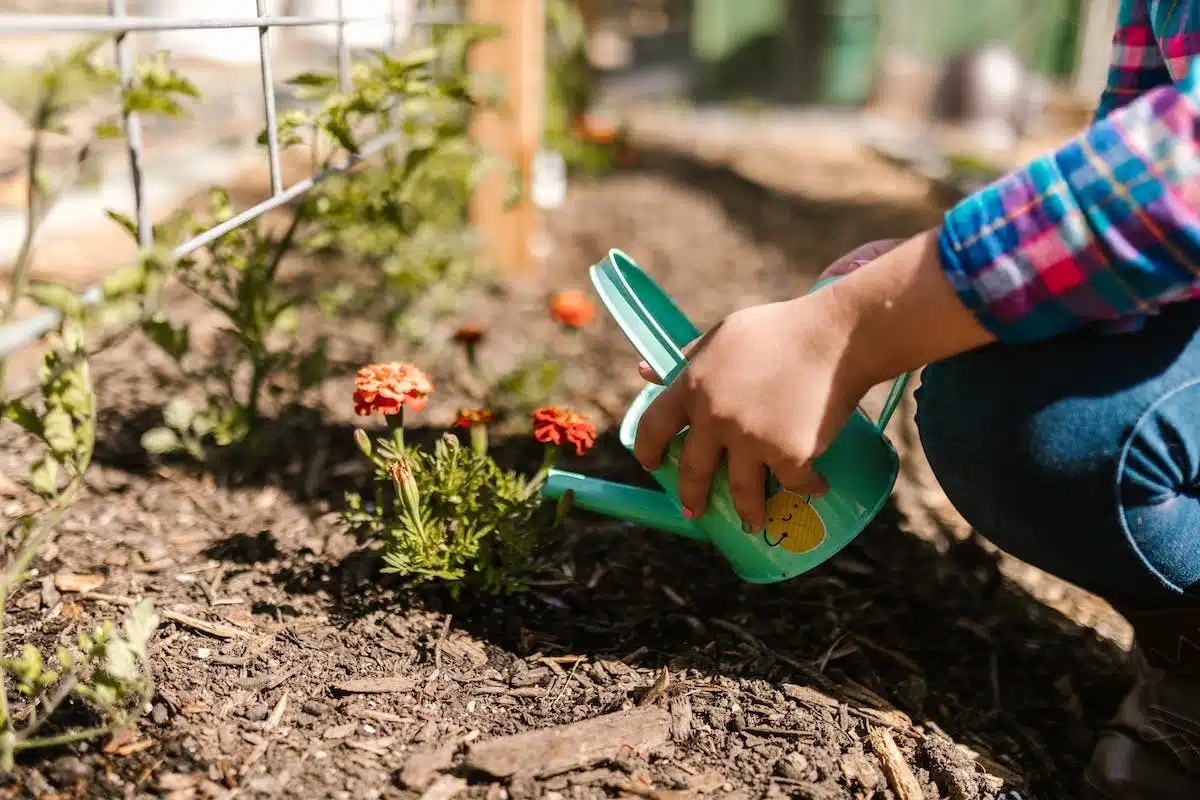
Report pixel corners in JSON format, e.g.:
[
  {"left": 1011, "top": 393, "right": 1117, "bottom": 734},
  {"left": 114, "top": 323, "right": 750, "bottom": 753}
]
[{"left": 0, "top": 0, "right": 463, "bottom": 357}]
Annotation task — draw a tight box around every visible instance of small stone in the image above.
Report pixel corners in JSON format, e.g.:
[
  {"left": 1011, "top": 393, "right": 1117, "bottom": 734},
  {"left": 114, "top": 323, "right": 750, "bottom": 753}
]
[
  {"left": 40, "top": 577, "right": 61, "bottom": 609},
  {"left": 412, "top": 719, "right": 437, "bottom": 743},
  {"left": 247, "top": 775, "right": 278, "bottom": 794},
  {"left": 151, "top": 703, "right": 170, "bottom": 725},
  {"left": 48, "top": 756, "right": 90, "bottom": 785},
  {"left": 301, "top": 699, "right": 329, "bottom": 716},
  {"left": 26, "top": 770, "right": 53, "bottom": 797},
  {"left": 243, "top": 703, "right": 269, "bottom": 722},
  {"left": 776, "top": 752, "right": 810, "bottom": 781}
]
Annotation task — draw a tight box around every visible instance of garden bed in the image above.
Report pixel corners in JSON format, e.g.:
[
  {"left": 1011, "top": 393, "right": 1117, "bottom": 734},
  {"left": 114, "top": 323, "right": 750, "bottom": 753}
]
[{"left": 1, "top": 142, "right": 1132, "bottom": 800}]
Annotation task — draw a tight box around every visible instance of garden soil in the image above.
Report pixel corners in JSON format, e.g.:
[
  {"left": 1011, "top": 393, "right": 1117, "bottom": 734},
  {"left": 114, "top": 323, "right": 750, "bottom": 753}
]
[{"left": 0, "top": 138, "right": 1136, "bottom": 800}]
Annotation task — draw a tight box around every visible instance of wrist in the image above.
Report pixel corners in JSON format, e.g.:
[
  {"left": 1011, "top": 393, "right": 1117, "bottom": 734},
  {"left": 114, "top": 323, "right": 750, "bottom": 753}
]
[{"left": 822, "top": 228, "right": 995, "bottom": 387}]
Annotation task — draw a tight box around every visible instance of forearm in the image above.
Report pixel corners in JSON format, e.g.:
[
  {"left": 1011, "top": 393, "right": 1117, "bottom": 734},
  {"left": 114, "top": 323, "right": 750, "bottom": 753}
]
[
  {"left": 936, "top": 58, "right": 1200, "bottom": 343},
  {"left": 823, "top": 229, "right": 995, "bottom": 389}
]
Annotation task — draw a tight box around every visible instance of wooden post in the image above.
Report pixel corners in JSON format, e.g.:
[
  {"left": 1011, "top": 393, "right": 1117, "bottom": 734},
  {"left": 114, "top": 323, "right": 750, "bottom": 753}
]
[{"left": 468, "top": 0, "right": 546, "bottom": 278}]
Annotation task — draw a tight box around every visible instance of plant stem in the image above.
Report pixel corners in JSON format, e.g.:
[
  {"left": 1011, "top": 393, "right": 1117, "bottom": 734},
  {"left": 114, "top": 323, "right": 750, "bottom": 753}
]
[
  {"left": 14, "top": 723, "right": 117, "bottom": 753},
  {"left": 387, "top": 410, "right": 405, "bottom": 453},
  {"left": 524, "top": 445, "right": 558, "bottom": 500}
]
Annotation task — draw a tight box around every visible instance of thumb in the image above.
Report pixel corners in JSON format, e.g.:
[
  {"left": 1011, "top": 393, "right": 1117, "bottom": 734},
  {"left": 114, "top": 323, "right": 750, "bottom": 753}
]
[{"left": 637, "top": 338, "right": 700, "bottom": 384}]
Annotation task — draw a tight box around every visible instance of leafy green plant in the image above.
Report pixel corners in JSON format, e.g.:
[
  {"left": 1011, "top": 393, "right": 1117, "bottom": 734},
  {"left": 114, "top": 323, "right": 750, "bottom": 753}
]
[
  {"left": 543, "top": 0, "right": 625, "bottom": 174},
  {"left": 0, "top": 37, "right": 192, "bottom": 766},
  {"left": 139, "top": 27, "right": 509, "bottom": 458},
  {"left": 345, "top": 429, "right": 559, "bottom": 597},
  {"left": 342, "top": 364, "right": 585, "bottom": 598},
  {"left": 277, "top": 24, "right": 507, "bottom": 335},
  {"left": 137, "top": 188, "right": 329, "bottom": 458}
]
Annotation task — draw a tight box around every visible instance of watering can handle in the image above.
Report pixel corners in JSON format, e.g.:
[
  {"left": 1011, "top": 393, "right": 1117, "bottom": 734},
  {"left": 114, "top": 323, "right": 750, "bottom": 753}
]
[
  {"left": 592, "top": 252, "right": 911, "bottom": 433},
  {"left": 590, "top": 249, "right": 700, "bottom": 385}
]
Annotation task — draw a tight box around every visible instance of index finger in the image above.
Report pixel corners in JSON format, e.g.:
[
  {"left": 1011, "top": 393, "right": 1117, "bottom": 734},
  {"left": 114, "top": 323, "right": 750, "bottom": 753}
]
[{"left": 633, "top": 380, "right": 690, "bottom": 470}]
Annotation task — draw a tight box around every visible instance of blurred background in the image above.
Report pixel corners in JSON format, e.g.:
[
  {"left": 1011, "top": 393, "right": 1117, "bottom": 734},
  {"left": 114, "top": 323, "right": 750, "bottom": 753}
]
[{"left": 0, "top": 0, "right": 1116, "bottom": 294}]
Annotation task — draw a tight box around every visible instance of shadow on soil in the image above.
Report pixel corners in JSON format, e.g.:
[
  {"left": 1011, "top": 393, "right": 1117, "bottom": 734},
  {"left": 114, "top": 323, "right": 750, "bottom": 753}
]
[
  {"left": 84, "top": 147, "right": 1130, "bottom": 798},
  {"left": 93, "top": 404, "right": 1129, "bottom": 798}
]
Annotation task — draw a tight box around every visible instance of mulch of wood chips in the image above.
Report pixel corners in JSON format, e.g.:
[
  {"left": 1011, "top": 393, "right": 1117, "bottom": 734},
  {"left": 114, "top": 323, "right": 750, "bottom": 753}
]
[{"left": 0, "top": 140, "right": 1132, "bottom": 800}]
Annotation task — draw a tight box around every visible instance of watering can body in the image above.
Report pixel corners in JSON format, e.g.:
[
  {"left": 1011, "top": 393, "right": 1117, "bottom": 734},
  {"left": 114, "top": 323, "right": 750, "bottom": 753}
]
[{"left": 542, "top": 250, "right": 908, "bottom": 584}]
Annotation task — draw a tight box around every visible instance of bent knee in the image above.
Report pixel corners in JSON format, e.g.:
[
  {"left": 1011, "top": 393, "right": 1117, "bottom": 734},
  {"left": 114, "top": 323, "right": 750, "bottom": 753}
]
[{"left": 1117, "top": 380, "right": 1200, "bottom": 593}]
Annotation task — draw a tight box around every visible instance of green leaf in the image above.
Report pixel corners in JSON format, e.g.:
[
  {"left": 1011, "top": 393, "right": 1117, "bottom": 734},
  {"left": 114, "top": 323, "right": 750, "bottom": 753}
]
[
  {"left": 41, "top": 407, "right": 76, "bottom": 456},
  {"left": 287, "top": 72, "right": 337, "bottom": 88},
  {"left": 296, "top": 341, "right": 328, "bottom": 389},
  {"left": 101, "top": 262, "right": 146, "bottom": 298},
  {"left": 272, "top": 305, "right": 299, "bottom": 336},
  {"left": 140, "top": 426, "right": 181, "bottom": 455},
  {"left": 142, "top": 315, "right": 189, "bottom": 361},
  {"left": 3, "top": 400, "right": 42, "bottom": 436},
  {"left": 104, "top": 209, "right": 139, "bottom": 239},
  {"left": 324, "top": 117, "right": 359, "bottom": 155},
  {"left": 161, "top": 397, "right": 195, "bottom": 432},
  {"left": 122, "top": 599, "right": 159, "bottom": 660},
  {"left": 28, "top": 282, "right": 83, "bottom": 317},
  {"left": 29, "top": 455, "right": 58, "bottom": 498},
  {"left": 93, "top": 121, "right": 123, "bottom": 139}
]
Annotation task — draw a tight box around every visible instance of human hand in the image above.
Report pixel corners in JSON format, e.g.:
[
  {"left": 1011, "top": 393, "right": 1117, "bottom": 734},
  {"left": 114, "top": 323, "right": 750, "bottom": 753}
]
[
  {"left": 632, "top": 230, "right": 995, "bottom": 533},
  {"left": 632, "top": 291, "right": 871, "bottom": 532}
]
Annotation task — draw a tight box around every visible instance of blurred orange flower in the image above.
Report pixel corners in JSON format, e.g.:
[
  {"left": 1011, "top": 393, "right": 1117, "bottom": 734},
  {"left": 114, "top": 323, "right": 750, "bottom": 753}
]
[
  {"left": 572, "top": 113, "right": 620, "bottom": 145},
  {"left": 532, "top": 406, "right": 597, "bottom": 456},
  {"left": 453, "top": 324, "right": 485, "bottom": 346},
  {"left": 454, "top": 408, "right": 496, "bottom": 428},
  {"left": 353, "top": 362, "right": 434, "bottom": 416},
  {"left": 550, "top": 290, "right": 596, "bottom": 328}
]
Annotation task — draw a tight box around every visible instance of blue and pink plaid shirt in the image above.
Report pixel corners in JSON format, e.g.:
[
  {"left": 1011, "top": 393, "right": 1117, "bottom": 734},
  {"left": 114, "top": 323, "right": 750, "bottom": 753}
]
[{"left": 938, "top": 0, "right": 1200, "bottom": 341}]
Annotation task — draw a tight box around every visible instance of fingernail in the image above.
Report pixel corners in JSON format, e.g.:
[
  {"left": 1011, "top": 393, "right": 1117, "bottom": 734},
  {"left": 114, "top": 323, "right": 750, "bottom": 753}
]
[
  {"left": 638, "top": 360, "right": 649, "bottom": 372},
  {"left": 741, "top": 520, "right": 755, "bottom": 534},
  {"left": 682, "top": 506, "right": 696, "bottom": 519}
]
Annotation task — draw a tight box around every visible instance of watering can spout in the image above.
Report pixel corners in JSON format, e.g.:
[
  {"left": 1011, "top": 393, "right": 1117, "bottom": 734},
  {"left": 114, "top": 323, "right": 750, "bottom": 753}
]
[{"left": 542, "top": 469, "right": 706, "bottom": 541}]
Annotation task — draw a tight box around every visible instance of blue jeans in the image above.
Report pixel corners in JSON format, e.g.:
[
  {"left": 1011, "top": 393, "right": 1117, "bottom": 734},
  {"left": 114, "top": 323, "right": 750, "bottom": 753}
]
[{"left": 915, "top": 300, "right": 1200, "bottom": 613}]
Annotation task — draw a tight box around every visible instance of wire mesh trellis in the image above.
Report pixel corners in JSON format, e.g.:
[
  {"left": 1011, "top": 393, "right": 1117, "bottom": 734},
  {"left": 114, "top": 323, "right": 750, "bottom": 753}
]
[{"left": 0, "top": 1, "right": 460, "bottom": 357}]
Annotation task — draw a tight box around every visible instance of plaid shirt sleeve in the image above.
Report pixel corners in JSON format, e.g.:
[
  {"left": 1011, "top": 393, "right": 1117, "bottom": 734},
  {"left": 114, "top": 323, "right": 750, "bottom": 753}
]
[
  {"left": 936, "top": 9, "right": 1200, "bottom": 343},
  {"left": 1094, "top": 0, "right": 1173, "bottom": 121}
]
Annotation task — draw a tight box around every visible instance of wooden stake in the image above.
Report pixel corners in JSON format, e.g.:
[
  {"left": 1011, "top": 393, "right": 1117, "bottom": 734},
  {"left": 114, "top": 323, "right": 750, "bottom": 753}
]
[{"left": 468, "top": 0, "right": 546, "bottom": 277}]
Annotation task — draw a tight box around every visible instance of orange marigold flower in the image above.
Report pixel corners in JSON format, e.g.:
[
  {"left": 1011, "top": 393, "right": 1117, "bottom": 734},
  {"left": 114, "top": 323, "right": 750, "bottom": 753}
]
[
  {"left": 532, "top": 406, "right": 597, "bottom": 456},
  {"left": 453, "top": 324, "right": 485, "bottom": 346},
  {"left": 353, "top": 362, "right": 434, "bottom": 416},
  {"left": 550, "top": 290, "right": 596, "bottom": 328},
  {"left": 454, "top": 408, "right": 496, "bottom": 428}
]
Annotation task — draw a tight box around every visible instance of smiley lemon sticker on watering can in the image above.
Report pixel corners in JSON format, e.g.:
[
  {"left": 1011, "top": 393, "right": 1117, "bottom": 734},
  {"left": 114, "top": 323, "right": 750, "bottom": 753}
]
[{"left": 761, "top": 492, "right": 826, "bottom": 555}]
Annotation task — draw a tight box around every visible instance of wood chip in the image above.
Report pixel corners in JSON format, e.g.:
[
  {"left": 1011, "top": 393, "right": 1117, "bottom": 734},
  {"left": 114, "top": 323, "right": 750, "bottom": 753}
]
[
  {"left": 323, "top": 723, "right": 356, "bottom": 740},
  {"left": 465, "top": 706, "right": 671, "bottom": 779},
  {"left": 418, "top": 775, "right": 467, "bottom": 800},
  {"left": 638, "top": 667, "right": 670, "bottom": 707},
  {"left": 54, "top": 572, "right": 104, "bottom": 593},
  {"left": 840, "top": 752, "right": 884, "bottom": 790},
  {"left": 782, "top": 683, "right": 839, "bottom": 709},
  {"left": 264, "top": 690, "right": 289, "bottom": 730},
  {"left": 399, "top": 743, "right": 457, "bottom": 791},
  {"left": 331, "top": 676, "right": 416, "bottom": 695},
  {"left": 115, "top": 739, "right": 154, "bottom": 756},
  {"left": 669, "top": 697, "right": 693, "bottom": 742},
  {"left": 868, "top": 728, "right": 924, "bottom": 800}
]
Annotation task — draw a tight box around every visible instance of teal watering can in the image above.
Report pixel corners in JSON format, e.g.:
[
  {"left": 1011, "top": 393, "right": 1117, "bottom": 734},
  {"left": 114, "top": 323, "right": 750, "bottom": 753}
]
[{"left": 542, "top": 249, "right": 910, "bottom": 584}]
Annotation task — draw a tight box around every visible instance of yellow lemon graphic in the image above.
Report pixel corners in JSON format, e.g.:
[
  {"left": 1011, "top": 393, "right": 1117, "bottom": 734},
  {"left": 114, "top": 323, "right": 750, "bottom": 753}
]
[{"left": 762, "top": 492, "right": 826, "bottom": 555}]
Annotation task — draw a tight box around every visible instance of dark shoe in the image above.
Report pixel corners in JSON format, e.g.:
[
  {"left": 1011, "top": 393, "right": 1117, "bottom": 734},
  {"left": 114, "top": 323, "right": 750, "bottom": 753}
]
[{"left": 1083, "top": 607, "right": 1200, "bottom": 799}]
